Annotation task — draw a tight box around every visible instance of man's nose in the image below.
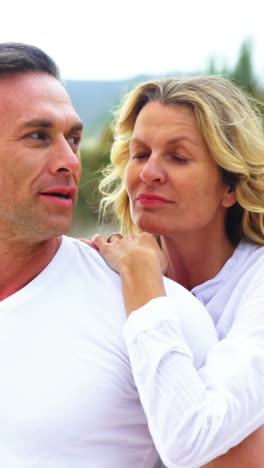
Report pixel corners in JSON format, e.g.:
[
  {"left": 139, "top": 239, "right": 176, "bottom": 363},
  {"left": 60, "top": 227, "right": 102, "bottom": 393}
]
[
  {"left": 140, "top": 156, "right": 166, "bottom": 184},
  {"left": 49, "top": 138, "right": 81, "bottom": 176}
]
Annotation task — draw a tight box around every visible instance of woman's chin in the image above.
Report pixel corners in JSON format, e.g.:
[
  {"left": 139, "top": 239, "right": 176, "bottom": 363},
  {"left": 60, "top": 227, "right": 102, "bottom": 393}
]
[
  {"left": 135, "top": 219, "right": 170, "bottom": 236},
  {"left": 132, "top": 210, "right": 178, "bottom": 235}
]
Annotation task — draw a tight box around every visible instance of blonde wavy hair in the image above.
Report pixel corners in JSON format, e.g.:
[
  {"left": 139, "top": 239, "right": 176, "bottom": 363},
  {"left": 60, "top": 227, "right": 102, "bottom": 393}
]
[{"left": 99, "top": 75, "right": 264, "bottom": 245}]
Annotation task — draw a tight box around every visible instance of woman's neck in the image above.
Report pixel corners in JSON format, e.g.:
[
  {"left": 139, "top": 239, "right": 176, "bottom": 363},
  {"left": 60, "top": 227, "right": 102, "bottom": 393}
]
[{"left": 160, "top": 233, "right": 236, "bottom": 290}]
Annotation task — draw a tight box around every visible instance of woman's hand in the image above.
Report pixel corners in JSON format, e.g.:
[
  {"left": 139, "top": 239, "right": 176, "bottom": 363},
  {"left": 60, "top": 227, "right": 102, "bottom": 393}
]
[
  {"left": 89, "top": 233, "right": 168, "bottom": 315},
  {"left": 78, "top": 238, "right": 98, "bottom": 250},
  {"left": 91, "top": 232, "right": 167, "bottom": 275}
]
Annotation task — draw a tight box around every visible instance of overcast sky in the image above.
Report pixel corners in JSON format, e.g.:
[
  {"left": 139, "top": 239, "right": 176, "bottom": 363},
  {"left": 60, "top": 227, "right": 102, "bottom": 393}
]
[{"left": 3, "top": 0, "right": 264, "bottom": 83}]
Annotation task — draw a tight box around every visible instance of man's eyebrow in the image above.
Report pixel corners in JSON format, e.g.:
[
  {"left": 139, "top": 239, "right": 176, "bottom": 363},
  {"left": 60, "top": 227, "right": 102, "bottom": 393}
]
[
  {"left": 18, "top": 119, "right": 84, "bottom": 132},
  {"left": 69, "top": 122, "right": 83, "bottom": 132}
]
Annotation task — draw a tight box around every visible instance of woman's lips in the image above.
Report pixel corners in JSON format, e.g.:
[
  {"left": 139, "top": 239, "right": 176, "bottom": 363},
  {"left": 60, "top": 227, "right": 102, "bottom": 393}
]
[{"left": 136, "top": 193, "right": 173, "bottom": 206}]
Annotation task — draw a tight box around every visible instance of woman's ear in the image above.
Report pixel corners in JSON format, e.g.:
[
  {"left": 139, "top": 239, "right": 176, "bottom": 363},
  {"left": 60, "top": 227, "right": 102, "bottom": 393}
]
[{"left": 222, "top": 185, "right": 237, "bottom": 208}]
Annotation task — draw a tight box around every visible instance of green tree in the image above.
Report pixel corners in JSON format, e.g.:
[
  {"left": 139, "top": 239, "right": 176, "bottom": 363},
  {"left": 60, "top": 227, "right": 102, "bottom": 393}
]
[
  {"left": 231, "top": 39, "right": 256, "bottom": 94},
  {"left": 206, "top": 38, "right": 261, "bottom": 97}
]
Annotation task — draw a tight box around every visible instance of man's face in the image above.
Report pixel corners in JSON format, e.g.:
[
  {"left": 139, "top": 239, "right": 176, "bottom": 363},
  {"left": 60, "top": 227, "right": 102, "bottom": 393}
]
[{"left": 0, "top": 71, "right": 83, "bottom": 244}]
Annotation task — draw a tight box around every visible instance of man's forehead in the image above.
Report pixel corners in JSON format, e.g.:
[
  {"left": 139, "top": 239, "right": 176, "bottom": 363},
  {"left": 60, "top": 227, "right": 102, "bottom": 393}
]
[
  {"left": 0, "top": 71, "right": 70, "bottom": 104},
  {"left": 0, "top": 71, "right": 81, "bottom": 127}
]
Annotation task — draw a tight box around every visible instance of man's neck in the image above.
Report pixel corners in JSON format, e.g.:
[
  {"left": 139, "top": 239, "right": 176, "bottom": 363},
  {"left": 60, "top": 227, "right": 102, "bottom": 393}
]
[{"left": 0, "top": 236, "right": 62, "bottom": 301}]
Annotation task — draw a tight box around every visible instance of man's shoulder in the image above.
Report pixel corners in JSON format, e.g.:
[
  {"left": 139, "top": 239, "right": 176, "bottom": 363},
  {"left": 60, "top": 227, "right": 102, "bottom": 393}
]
[
  {"left": 62, "top": 235, "right": 100, "bottom": 258},
  {"left": 62, "top": 235, "right": 96, "bottom": 256},
  {"left": 61, "top": 235, "right": 120, "bottom": 279},
  {"left": 59, "top": 237, "right": 125, "bottom": 320}
]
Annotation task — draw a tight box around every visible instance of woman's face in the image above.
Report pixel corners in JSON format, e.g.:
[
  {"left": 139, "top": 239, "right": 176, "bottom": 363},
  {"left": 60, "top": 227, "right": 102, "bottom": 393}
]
[{"left": 125, "top": 101, "right": 236, "bottom": 239}]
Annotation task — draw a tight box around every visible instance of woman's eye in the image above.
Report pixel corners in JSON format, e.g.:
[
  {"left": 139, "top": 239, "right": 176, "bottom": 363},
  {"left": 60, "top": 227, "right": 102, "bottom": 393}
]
[
  {"left": 171, "top": 155, "right": 188, "bottom": 163},
  {"left": 132, "top": 153, "right": 149, "bottom": 159}
]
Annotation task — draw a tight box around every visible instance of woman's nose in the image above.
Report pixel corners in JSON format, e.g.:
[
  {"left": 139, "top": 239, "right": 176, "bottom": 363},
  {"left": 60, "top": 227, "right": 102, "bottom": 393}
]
[{"left": 140, "top": 157, "right": 166, "bottom": 184}]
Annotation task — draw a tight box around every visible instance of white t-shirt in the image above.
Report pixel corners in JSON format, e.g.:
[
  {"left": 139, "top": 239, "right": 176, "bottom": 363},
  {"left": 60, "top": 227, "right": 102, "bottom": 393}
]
[
  {"left": 124, "top": 240, "right": 264, "bottom": 467},
  {"left": 0, "top": 236, "right": 217, "bottom": 468}
]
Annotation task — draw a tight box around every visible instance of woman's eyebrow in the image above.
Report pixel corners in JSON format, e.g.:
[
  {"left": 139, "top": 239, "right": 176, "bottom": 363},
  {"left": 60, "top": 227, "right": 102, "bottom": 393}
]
[{"left": 130, "top": 136, "right": 198, "bottom": 146}]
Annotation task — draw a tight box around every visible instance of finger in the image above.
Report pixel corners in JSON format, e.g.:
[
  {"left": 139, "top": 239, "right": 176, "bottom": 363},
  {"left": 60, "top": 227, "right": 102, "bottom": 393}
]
[
  {"left": 91, "top": 234, "right": 107, "bottom": 250},
  {"left": 79, "top": 238, "right": 99, "bottom": 251},
  {"left": 78, "top": 237, "right": 94, "bottom": 247},
  {"left": 107, "top": 233, "right": 123, "bottom": 243}
]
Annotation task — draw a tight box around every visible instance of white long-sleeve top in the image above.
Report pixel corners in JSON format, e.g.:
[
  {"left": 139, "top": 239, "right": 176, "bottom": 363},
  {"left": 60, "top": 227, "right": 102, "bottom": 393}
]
[{"left": 124, "top": 240, "right": 264, "bottom": 467}]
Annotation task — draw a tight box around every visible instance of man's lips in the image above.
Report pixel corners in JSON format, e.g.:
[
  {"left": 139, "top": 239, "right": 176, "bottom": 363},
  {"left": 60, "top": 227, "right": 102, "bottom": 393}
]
[
  {"left": 136, "top": 193, "right": 173, "bottom": 203},
  {"left": 39, "top": 187, "right": 77, "bottom": 207},
  {"left": 39, "top": 187, "right": 77, "bottom": 200}
]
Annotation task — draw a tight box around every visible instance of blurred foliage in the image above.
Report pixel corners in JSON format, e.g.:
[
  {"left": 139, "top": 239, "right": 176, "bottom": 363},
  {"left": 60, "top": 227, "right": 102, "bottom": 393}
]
[
  {"left": 232, "top": 39, "right": 256, "bottom": 94},
  {"left": 206, "top": 38, "right": 258, "bottom": 95},
  {"left": 70, "top": 122, "right": 115, "bottom": 236},
  {"left": 70, "top": 38, "right": 264, "bottom": 237}
]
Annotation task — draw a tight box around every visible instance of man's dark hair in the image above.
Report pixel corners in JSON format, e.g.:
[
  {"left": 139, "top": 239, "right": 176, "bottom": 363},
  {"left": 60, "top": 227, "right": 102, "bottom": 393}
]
[{"left": 0, "top": 42, "right": 60, "bottom": 79}]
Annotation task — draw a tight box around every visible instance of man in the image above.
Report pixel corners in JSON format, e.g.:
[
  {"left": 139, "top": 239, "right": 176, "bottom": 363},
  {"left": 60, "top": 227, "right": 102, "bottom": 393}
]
[
  {"left": 0, "top": 42, "right": 260, "bottom": 468},
  {"left": 0, "top": 42, "right": 163, "bottom": 467}
]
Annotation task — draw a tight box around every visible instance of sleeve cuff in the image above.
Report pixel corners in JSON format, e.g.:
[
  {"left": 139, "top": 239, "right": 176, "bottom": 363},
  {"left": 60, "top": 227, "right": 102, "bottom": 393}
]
[{"left": 124, "top": 296, "right": 181, "bottom": 343}]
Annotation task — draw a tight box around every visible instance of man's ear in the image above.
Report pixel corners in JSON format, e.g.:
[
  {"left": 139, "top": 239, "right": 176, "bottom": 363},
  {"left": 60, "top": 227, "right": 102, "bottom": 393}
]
[{"left": 222, "top": 185, "right": 237, "bottom": 208}]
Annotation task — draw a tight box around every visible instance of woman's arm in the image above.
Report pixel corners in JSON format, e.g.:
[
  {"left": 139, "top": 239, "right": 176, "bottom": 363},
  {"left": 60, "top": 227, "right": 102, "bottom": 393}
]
[
  {"left": 92, "top": 233, "right": 264, "bottom": 467},
  {"left": 124, "top": 298, "right": 264, "bottom": 466}
]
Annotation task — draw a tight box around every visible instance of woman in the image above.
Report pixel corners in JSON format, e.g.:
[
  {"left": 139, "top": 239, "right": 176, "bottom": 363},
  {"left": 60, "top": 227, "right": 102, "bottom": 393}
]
[{"left": 88, "top": 76, "right": 264, "bottom": 467}]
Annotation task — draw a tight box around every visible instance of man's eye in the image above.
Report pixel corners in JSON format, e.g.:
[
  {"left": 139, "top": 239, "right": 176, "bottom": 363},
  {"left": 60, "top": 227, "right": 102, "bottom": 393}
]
[
  {"left": 68, "top": 135, "right": 81, "bottom": 148},
  {"left": 27, "top": 131, "right": 47, "bottom": 141}
]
